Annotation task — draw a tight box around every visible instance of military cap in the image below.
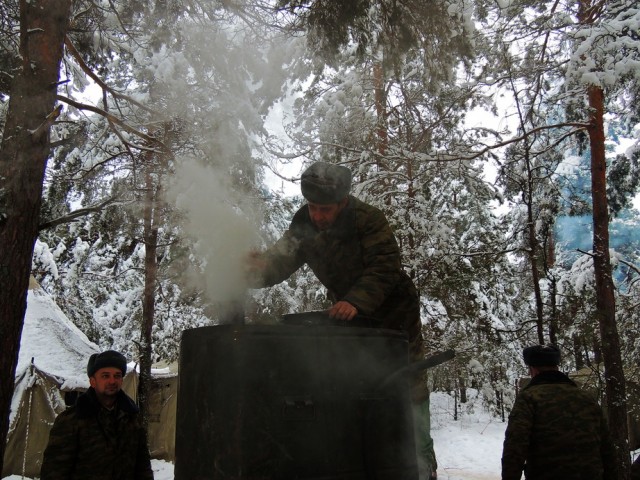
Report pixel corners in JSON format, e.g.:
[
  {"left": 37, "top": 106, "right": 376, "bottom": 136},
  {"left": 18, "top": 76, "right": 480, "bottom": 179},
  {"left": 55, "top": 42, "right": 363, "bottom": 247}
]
[
  {"left": 300, "top": 161, "right": 351, "bottom": 204},
  {"left": 523, "top": 344, "right": 561, "bottom": 367},
  {"left": 87, "top": 350, "right": 127, "bottom": 377}
]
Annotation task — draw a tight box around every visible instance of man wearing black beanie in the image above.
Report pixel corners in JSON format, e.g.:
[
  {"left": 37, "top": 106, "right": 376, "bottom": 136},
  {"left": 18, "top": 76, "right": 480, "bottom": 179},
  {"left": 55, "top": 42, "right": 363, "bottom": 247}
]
[
  {"left": 501, "top": 344, "right": 617, "bottom": 480},
  {"left": 41, "top": 350, "right": 153, "bottom": 479}
]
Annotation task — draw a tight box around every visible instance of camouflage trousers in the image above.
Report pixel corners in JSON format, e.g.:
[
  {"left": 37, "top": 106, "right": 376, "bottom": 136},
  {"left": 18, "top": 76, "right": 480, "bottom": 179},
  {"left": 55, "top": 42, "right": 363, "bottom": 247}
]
[
  {"left": 410, "top": 338, "right": 437, "bottom": 480},
  {"left": 413, "top": 396, "right": 437, "bottom": 480}
]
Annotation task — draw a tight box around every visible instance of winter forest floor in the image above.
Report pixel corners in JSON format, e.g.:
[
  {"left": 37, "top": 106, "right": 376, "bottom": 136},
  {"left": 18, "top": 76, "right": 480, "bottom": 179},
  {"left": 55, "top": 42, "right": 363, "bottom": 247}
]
[
  {"left": 3, "top": 391, "right": 506, "bottom": 480},
  {"left": 153, "top": 389, "right": 508, "bottom": 480},
  {"left": 158, "top": 390, "right": 507, "bottom": 479},
  {"left": 5, "top": 389, "right": 638, "bottom": 479},
  {"left": 6, "top": 387, "right": 640, "bottom": 480},
  {"left": 429, "top": 391, "right": 504, "bottom": 480}
]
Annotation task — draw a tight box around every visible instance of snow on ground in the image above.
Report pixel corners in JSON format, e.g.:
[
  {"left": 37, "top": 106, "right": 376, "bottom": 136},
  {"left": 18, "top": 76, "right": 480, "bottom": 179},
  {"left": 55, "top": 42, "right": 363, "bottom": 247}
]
[
  {"left": 149, "top": 390, "right": 508, "bottom": 480},
  {"left": 147, "top": 394, "right": 507, "bottom": 480},
  {"left": 3, "top": 390, "right": 505, "bottom": 480},
  {"left": 431, "top": 391, "right": 504, "bottom": 480},
  {"left": 2, "top": 460, "right": 175, "bottom": 480},
  {"left": 150, "top": 459, "right": 175, "bottom": 480}
]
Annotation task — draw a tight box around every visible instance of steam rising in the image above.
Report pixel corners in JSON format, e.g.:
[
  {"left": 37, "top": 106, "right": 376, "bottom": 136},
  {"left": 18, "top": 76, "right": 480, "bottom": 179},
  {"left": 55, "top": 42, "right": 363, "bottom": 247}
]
[{"left": 166, "top": 158, "right": 261, "bottom": 316}]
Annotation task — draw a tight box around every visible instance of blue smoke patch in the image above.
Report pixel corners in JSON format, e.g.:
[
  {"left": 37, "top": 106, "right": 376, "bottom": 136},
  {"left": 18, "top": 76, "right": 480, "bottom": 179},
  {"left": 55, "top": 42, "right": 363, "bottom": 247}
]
[{"left": 555, "top": 212, "right": 640, "bottom": 287}]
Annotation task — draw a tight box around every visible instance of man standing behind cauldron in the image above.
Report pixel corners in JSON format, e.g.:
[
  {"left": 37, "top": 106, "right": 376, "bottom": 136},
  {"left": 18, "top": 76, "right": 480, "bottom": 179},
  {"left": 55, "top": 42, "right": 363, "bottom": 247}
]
[{"left": 246, "top": 161, "right": 437, "bottom": 480}]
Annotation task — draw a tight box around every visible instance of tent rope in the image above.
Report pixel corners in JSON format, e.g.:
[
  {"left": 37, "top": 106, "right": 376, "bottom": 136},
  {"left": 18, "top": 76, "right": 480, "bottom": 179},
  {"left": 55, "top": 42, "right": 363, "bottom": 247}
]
[
  {"left": 132, "top": 362, "right": 139, "bottom": 405},
  {"left": 22, "top": 361, "right": 35, "bottom": 479}
]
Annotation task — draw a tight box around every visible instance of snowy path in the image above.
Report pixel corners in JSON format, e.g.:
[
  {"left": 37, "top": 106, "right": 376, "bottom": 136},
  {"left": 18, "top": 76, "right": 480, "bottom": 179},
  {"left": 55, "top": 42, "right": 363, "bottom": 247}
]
[{"left": 431, "top": 391, "right": 504, "bottom": 480}]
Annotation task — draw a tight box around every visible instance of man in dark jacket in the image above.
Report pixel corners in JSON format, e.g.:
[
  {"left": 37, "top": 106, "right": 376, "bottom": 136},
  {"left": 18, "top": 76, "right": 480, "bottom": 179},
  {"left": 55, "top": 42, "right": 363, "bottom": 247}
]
[
  {"left": 501, "top": 344, "right": 617, "bottom": 480},
  {"left": 247, "top": 161, "right": 436, "bottom": 479},
  {"left": 41, "top": 350, "right": 154, "bottom": 480}
]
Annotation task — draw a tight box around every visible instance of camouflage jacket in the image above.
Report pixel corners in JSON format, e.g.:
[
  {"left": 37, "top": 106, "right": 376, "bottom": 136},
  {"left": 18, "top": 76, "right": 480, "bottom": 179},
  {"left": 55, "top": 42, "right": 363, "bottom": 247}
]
[
  {"left": 255, "top": 196, "right": 421, "bottom": 344},
  {"left": 632, "top": 455, "right": 640, "bottom": 480},
  {"left": 40, "top": 388, "right": 153, "bottom": 480},
  {"left": 501, "top": 370, "right": 617, "bottom": 480}
]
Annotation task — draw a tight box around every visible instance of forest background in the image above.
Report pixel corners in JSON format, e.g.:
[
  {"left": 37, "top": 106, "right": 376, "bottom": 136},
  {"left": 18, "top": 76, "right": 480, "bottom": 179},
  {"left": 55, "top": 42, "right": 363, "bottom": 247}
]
[{"left": 1, "top": 0, "right": 640, "bottom": 477}]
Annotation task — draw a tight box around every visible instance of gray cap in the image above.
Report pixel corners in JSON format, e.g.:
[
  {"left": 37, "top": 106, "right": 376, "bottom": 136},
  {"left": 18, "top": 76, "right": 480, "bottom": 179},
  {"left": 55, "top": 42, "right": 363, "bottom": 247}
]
[{"left": 300, "top": 162, "right": 351, "bottom": 204}]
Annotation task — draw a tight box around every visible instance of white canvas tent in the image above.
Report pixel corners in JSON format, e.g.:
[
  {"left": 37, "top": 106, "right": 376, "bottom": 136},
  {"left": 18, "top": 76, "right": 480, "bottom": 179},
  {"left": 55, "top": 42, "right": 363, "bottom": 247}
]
[
  {"left": 2, "top": 278, "right": 99, "bottom": 478},
  {"left": 122, "top": 363, "right": 178, "bottom": 461},
  {"left": 2, "top": 279, "right": 177, "bottom": 478}
]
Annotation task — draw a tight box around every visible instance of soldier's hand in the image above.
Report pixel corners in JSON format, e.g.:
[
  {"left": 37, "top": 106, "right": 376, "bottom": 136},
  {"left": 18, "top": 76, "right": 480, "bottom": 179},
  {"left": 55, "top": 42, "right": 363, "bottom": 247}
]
[
  {"left": 328, "top": 301, "right": 358, "bottom": 321},
  {"left": 244, "top": 250, "right": 266, "bottom": 275}
]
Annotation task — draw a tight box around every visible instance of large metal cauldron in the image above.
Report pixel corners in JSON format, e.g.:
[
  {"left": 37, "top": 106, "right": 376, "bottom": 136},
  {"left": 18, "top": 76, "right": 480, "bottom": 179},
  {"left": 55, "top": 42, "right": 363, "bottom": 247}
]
[{"left": 174, "top": 314, "right": 418, "bottom": 480}]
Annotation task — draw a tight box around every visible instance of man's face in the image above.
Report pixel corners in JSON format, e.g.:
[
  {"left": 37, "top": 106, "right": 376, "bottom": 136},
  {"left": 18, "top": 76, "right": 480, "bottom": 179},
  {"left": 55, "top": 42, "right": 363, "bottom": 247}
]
[
  {"left": 90, "top": 367, "right": 123, "bottom": 400},
  {"left": 308, "top": 198, "right": 347, "bottom": 230}
]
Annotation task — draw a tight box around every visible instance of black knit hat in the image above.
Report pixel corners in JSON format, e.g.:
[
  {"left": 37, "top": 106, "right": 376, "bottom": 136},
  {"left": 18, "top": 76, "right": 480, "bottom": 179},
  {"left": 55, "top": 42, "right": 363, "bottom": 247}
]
[
  {"left": 87, "top": 350, "right": 127, "bottom": 377},
  {"left": 300, "top": 162, "right": 351, "bottom": 204},
  {"left": 523, "top": 344, "right": 561, "bottom": 367}
]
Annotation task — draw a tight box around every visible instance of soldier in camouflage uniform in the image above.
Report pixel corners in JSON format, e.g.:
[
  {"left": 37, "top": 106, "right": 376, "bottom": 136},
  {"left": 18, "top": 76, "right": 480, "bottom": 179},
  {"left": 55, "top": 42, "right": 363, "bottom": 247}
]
[
  {"left": 40, "top": 350, "right": 153, "bottom": 480},
  {"left": 501, "top": 344, "right": 617, "bottom": 480},
  {"left": 247, "top": 161, "right": 437, "bottom": 479}
]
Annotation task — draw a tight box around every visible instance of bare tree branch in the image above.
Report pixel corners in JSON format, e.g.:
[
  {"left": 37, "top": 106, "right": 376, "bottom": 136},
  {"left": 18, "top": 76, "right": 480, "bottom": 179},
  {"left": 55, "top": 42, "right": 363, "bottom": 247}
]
[
  {"left": 38, "top": 196, "right": 125, "bottom": 231},
  {"left": 64, "top": 36, "right": 161, "bottom": 117},
  {"left": 56, "top": 94, "right": 166, "bottom": 151}
]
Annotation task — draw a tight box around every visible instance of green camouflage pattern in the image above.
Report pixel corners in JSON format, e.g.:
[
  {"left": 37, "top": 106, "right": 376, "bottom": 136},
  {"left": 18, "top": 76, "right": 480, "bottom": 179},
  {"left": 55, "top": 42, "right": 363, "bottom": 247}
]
[
  {"left": 631, "top": 455, "right": 640, "bottom": 480},
  {"left": 414, "top": 396, "right": 438, "bottom": 477},
  {"left": 502, "top": 370, "right": 617, "bottom": 480},
  {"left": 254, "top": 196, "right": 436, "bottom": 471},
  {"left": 255, "top": 195, "right": 427, "bottom": 395},
  {"left": 41, "top": 388, "right": 153, "bottom": 480},
  {"left": 255, "top": 196, "right": 422, "bottom": 348}
]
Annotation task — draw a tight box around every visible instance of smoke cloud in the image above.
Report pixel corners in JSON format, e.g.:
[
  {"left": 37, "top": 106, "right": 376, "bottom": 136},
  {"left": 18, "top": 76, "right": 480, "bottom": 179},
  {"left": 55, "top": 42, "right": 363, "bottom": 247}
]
[{"left": 165, "top": 157, "right": 262, "bottom": 318}]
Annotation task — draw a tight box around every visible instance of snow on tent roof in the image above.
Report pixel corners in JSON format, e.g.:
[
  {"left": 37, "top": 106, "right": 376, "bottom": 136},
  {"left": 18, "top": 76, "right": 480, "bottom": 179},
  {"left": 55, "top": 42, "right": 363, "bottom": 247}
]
[
  {"left": 18, "top": 279, "right": 99, "bottom": 391},
  {"left": 5, "top": 279, "right": 179, "bottom": 476}
]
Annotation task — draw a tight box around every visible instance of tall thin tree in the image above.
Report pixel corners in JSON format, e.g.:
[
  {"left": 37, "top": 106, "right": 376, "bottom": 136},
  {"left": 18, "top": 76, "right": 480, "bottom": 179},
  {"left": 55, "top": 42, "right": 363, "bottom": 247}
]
[{"left": 578, "top": 1, "right": 629, "bottom": 475}]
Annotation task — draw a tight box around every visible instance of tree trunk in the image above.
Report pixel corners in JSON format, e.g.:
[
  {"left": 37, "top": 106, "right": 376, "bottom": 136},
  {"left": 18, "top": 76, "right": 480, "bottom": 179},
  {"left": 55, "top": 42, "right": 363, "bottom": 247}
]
[
  {"left": 373, "top": 61, "right": 387, "bottom": 158},
  {"left": 587, "top": 83, "right": 629, "bottom": 478},
  {"left": 546, "top": 230, "right": 559, "bottom": 345},
  {"left": 138, "top": 162, "right": 159, "bottom": 430},
  {"left": 459, "top": 376, "right": 467, "bottom": 404},
  {"left": 523, "top": 151, "right": 545, "bottom": 345},
  {"left": 572, "top": 333, "right": 585, "bottom": 370},
  {"left": 0, "top": 0, "right": 71, "bottom": 471},
  {"left": 372, "top": 57, "right": 392, "bottom": 204},
  {"left": 548, "top": 276, "right": 558, "bottom": 345}
]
